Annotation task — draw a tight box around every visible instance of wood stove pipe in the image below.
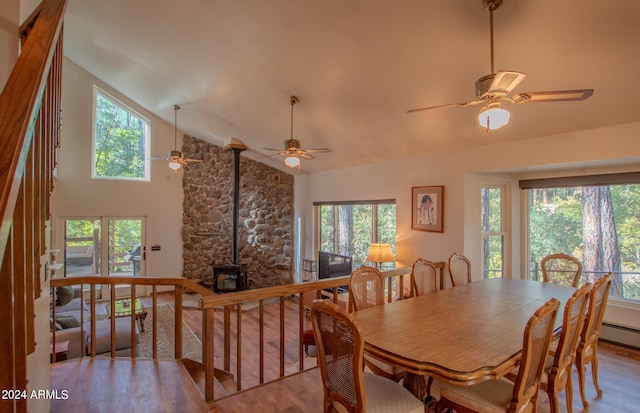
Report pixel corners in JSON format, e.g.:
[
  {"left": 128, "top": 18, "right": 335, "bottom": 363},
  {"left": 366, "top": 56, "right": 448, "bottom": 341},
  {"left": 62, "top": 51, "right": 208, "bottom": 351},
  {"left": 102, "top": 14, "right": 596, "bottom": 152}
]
[{"left": 225, "top": 142, "right": 247, "bottom": 264}]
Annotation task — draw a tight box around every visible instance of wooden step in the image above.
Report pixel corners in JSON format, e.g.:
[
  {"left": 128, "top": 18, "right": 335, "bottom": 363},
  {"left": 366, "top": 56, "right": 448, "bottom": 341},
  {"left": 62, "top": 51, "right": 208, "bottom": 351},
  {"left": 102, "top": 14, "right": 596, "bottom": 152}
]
[{"left": 182, "top": 358, "right": 236, "bottom": 398}]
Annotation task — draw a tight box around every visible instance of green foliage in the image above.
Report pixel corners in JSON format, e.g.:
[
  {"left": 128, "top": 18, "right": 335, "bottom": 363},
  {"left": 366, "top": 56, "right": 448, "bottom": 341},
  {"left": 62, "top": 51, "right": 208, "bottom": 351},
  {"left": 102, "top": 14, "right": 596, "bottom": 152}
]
[
  {"left": 527, "top": 185, "right": 640, "bottom": 301},
  {"left": 94, "top": 93, "right": 148, "bottom": 179},
  {"left": 319, "top": 203, "right": 396, "bottom": 269}
]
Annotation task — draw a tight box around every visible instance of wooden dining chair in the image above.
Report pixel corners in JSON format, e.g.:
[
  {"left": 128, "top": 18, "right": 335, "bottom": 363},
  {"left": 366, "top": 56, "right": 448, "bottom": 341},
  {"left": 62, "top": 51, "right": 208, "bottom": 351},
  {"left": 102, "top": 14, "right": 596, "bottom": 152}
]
[
  {"left": 311, "top": 300, "right": 424, "bottom": 413},
  {"left": 349, "top": 266, "right": 385, "bottom": 311},
  {"left": 576, "top": 272, "right": 613, "bottom": 409},
  {"left": 540, "top": 282, "right": 591, "bottom": 413},
  {"left": 541, "top": 253, "right": 582, "bottom": 287},
  {"left": 447, "top": 252, "right": 471, "bottom": 288},
  {"left": 348, "top": 266, "right": 405, "bottom": 383},
  {"left": 409, "top": 258, "right": 439, "bottom": 297},
  {"left": 436, "top": 298, "right": 560, "bottom": 413}
]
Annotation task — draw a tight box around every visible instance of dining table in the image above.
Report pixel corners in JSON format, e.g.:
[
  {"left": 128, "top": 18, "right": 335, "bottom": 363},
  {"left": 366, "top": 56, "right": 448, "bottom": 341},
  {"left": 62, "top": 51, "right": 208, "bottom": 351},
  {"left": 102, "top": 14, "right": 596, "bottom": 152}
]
[{"left": 350, "top": 277, "right": 576, "bottom": 399}]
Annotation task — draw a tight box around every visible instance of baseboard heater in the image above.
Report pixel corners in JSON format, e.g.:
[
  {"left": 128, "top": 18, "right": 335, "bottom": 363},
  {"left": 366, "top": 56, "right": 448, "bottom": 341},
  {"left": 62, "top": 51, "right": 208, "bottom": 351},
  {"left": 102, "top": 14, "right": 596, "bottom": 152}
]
[{"left": 600, "top": 322, "right": 640, "bottom": 350}]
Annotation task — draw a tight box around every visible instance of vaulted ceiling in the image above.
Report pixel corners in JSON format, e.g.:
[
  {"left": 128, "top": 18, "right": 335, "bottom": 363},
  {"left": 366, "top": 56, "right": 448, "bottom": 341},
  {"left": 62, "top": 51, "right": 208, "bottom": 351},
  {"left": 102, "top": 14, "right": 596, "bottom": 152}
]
[{"left": 63, "top": 0, "right": 640, "bottom": 173}]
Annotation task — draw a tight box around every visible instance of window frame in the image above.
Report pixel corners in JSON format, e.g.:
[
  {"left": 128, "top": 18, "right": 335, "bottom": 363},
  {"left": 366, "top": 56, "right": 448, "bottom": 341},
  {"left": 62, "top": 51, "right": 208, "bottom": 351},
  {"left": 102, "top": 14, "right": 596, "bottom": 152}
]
[
  {"left": 92, "top": 86, "right": 151, "bottom": 181},
  {"left": 521, "top": 175, "right": 640, "bottom": 305},
  {"left": 481, "top": 183, "right": 510, "bottom": 279},
  {"left": 314, "top": 199, "right": 397, "bottom": 269}
]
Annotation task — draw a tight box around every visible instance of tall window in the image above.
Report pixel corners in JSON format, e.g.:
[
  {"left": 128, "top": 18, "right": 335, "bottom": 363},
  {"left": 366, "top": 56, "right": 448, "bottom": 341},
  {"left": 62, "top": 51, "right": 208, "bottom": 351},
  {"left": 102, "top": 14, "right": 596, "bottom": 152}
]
[
  {"left": 93, "top": 87, "right": 150, "bottom": 180},
  {"left": 317, "top": 200, "right": 396, "bottom": 269},
  {"left": 523, "top": 175, "right": 640, "bottom": 303},
  {"left": 481, "top": 185, "right": 506, "bottom": 278}
]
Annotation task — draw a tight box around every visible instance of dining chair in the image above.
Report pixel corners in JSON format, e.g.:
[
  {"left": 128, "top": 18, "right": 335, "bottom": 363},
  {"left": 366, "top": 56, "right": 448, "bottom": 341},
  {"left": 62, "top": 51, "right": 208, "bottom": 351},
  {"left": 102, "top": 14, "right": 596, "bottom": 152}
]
[
  {"left": 576, "top": 272, "right": 613, "bottom": 409},
  {"left": 447, "top": 252, "right": 472, "bottom": 288},
  {"left": 436, "top": 298, "right": 560, "bottom": 413},
  {"left": 540, "top": 282, "right": 591, "bottom": 413},
  {"left": 311, "top": 300, "right": 424, "bottom": 413},
  {"left": 349, "top": 266, "right": 385, "bottom": 311},
  {"left": 348, "top": 266, "right": 405, "bottom": 383},
  {"left": 541, "top": 253, "right": 583, "bottom": 287},
  {"left": 409, "top": 258, "right": 439, "bottom": 297}
]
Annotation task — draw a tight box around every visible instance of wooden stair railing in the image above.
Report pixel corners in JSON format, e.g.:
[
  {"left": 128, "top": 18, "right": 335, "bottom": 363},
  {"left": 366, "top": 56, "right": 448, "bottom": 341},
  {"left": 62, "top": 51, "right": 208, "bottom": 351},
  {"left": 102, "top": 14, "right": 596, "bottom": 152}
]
[
  {"left": 199, "top": 266, "right": 416, "bottom": 402},
  {"left": 0, "top": 0, "right": 67, "bottom": 411}
]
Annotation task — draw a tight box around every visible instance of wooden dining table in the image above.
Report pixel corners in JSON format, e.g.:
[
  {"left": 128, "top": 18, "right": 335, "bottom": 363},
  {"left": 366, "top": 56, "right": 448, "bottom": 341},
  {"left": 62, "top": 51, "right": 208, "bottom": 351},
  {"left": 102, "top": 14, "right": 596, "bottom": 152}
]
[{"left": 350, "top": 277, "right": 576, "bottom": 399}]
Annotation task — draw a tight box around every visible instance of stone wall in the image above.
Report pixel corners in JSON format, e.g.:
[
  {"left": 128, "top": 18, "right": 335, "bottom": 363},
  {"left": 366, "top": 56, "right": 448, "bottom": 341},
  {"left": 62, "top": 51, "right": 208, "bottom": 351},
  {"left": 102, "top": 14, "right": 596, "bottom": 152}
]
[{"left": 181, "top": 135, "right": 294, "bottom": 288}]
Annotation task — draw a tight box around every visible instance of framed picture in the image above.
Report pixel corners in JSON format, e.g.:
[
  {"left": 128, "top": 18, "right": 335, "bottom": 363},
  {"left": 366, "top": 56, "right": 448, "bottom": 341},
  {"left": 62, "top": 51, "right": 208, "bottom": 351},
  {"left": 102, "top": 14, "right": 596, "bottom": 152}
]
[{"left": 412, "top": 186, "right": 444, "bottom": 232}]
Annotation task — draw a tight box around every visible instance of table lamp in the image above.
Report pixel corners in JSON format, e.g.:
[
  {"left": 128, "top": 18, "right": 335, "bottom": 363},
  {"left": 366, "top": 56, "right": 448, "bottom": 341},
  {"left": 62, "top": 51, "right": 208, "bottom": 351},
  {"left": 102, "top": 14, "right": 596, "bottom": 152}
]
[{"left": 365, "top": 243, "right": 395, "bottom": 269}]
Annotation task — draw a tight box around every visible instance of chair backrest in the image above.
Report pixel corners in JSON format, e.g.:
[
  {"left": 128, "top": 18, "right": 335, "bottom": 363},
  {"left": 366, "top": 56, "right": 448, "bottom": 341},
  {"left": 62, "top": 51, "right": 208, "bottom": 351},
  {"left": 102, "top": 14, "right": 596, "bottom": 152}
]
[
  {"left": 311, "top": 299, "right": 366, "bottom": 413},
  {"left": 510, "top": 298, "right": 560, "bottom": 412},
  {"left": 447, "top": 252, "right": 471, "bottom": 288},
  {"left": 581, "top": 273, "right": 613, "bottom": 347},
  {"left": 541, "top": 253, "right": 582, "bottom": 287},
  {"left": 349, "top": 266, "right": 385, "bottom": 312},
  {"left": 552, "top": 283, "right": 591, "bottom": 375},
  {"left": 409, "top": 258, "right": 439, "bottom": 297}
]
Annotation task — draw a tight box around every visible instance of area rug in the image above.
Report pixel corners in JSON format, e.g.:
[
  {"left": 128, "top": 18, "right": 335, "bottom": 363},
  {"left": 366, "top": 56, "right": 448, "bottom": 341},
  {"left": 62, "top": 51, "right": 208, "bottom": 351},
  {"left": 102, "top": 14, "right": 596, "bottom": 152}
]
[{"left": 137, "top": 303, "right": 202, "bottom": 361}]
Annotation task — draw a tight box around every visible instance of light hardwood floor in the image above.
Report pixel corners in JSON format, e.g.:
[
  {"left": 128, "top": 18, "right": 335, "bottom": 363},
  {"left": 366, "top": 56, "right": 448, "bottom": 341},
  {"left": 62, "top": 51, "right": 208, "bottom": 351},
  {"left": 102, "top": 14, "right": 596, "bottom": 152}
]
[{"left": 52, "top": 292, "right": 640, "bottom": 412}]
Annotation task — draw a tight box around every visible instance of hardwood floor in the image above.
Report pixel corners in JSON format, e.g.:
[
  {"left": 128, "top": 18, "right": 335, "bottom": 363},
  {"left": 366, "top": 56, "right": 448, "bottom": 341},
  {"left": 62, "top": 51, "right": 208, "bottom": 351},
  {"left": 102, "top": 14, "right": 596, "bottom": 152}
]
[{"left": 51, "top": 291, "right": 640, "bottom": 412}]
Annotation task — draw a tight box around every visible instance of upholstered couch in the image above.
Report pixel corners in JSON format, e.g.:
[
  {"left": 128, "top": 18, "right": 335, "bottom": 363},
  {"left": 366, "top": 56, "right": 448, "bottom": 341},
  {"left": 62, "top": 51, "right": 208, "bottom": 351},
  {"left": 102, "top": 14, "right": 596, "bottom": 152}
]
[{"left": 51, "top": 287, "right": 139, "bottom": 359}]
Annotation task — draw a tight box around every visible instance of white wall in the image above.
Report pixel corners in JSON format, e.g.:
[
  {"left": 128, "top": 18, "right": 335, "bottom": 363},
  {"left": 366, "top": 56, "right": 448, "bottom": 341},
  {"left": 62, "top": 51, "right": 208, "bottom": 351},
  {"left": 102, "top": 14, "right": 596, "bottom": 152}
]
[
  {"left": 299, "top": 122, "right": 640, "bottom": 329},
  {"left": 51, "top": 58, "right": 184, "bottom": 279},
  {"left": 0, "top": 0, "right": 19, "bottom": 89}
]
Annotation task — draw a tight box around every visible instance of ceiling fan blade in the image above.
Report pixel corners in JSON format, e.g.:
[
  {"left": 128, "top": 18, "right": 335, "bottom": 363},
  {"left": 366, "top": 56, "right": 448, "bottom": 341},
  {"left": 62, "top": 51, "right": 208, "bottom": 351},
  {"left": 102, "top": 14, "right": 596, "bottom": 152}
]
[
  {"left": 263, "top": 147, "right": 284, "bottom": 152},
  {"left": 511, "top": 89, "right": 594, "bottom": 103},
  {"left": 150, "top": 157, "right": 169, "bottom": 161},
  {"left": 407, "top": 99, "right": 484, "bottom": 114},
  {"left": 299, "top": 152, "right": 315, "bottom": 160},
  {"left": 182, "top": 158, "right": 203, "bottom": 163},
  {"left": 300, "top": 148, "right": 330, "bottom": 154}
]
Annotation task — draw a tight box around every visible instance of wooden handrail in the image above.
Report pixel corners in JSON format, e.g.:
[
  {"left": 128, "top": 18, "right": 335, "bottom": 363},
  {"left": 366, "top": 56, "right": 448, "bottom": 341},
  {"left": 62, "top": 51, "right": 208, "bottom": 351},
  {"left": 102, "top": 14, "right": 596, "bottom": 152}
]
[
  {"left": 0, "top": 0, "right": 66, "bottom": 258},
  {"left": 199, "top": 266, "right": 420, "bottom": 401},
  {"left": 0, "top": 1, "right": 67, "bottom": 411}
]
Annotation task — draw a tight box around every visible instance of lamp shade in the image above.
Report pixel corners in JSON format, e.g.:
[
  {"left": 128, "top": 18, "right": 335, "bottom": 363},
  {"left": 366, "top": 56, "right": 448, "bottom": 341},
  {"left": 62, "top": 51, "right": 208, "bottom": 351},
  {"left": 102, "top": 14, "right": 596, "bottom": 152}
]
[
  {"left": 284, "top": 155, "right": 300, "bottom": 168},
  {"left": 168, "top": 161, "right": 182, "bottom": 171},
  {"left": 366, "top": 243, "right": 395, "bottom": 264},
  {"left": 478, "top": 107, "right": 510, "bottom": 130}
]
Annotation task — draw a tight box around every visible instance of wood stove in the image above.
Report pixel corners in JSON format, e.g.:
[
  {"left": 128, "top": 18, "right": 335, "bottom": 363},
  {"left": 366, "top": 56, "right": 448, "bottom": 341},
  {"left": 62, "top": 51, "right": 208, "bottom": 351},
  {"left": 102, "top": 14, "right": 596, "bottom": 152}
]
[{"left": 213, "top": 264, "right": 247, "bottom": 293}]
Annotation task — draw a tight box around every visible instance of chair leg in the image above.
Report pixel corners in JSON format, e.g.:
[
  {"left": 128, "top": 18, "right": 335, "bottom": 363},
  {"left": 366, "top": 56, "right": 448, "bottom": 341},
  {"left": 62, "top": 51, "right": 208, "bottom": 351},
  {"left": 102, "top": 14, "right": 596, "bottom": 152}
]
[
  {"left": 591, "top": 351, "right": 603, "bottom": 398},
  {"left": 566, "top": 372, "right": 574, "bottom": 413},
  {"left": 576, "top": 355, "right": 590, "bottom": 409},
  {"left": 549, "top": 387, "right": 559, "bottom": 413}
]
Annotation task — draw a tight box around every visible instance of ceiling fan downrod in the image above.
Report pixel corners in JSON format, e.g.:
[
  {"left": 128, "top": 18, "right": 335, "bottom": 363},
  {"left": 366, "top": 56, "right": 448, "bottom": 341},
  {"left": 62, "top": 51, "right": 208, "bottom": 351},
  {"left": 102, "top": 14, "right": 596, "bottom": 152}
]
[{"left": 483, "top": 0, "right": 503, "bottom": 75}]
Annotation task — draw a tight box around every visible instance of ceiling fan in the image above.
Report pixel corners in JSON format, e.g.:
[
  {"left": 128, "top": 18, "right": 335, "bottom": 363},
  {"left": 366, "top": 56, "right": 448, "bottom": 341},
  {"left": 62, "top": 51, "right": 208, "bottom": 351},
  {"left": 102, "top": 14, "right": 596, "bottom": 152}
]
[
  {"left": 151, "top": 104, "right": 202, "bottom": 171},
  {"left": 264, "top": 96, "right": 330, "bottom": 169},
  {"left": 407, "top": 0, "right": 594, "bottom": 131}
]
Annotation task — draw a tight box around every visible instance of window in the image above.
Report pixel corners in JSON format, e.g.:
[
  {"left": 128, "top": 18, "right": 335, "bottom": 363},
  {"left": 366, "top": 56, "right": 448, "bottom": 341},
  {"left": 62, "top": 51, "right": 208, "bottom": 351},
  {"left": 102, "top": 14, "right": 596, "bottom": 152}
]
[
  {"left": 522, "top": 174, "right": 640, "bottom": 303},
  {"left": 93, "top": 87, "right": 150, "bottom": 180},
  {"left": 481, "top": 185, "right": 507, "bottom": 278},
  {"left": 316, "top": 200, "right": 396, "bottom": 269}
]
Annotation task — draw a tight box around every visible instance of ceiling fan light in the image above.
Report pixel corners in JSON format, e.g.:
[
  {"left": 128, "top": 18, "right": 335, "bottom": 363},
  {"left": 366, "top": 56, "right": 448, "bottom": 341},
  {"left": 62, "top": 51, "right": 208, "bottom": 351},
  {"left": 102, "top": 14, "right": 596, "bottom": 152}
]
[
  {"left": 168, "top": 161, "right": 182, "bottom": 171},
  {"left": 284, "top": 155, "right": 300, "bottom": 168},
  {"left": 478, "top": 107, "right": 510, "bottom": 130}
]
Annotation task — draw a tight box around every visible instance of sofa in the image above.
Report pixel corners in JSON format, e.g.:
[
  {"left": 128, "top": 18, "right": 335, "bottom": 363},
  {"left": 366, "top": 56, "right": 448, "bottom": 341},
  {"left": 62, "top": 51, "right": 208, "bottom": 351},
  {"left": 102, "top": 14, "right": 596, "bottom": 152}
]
[{"left": 51, "top": 286, "right": 139, "bottom": 359}]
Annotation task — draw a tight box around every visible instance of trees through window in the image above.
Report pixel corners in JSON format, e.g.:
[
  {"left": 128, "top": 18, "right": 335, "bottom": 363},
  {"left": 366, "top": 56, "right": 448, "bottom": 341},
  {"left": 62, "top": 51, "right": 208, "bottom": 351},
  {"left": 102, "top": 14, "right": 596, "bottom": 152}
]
[
  {"left": 527, "top": 184, "right": 640, "bottom": 302},
  {"left": 317, "top": 200, "right": 396, "bottom": 269},
  {"left": 93, "top": 87, "right": 150, "bottom": 180}
]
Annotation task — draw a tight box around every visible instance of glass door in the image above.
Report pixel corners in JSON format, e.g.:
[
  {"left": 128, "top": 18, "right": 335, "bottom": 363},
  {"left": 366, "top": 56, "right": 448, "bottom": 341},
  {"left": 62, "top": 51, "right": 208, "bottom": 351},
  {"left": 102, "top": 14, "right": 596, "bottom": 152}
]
[
  {"left": 64, "top": 218, "right": 101, "bottom": 277},
  {"left": 108, "top": 218, "right": 144, "bottom": 277}
]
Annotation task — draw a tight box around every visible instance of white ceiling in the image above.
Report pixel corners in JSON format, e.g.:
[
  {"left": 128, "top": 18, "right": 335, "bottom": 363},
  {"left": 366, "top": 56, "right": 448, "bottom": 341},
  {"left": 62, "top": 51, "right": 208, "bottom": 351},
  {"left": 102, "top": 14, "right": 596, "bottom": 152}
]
[{"left": 63, "top": 0, "right": 640, "bottom": 174}]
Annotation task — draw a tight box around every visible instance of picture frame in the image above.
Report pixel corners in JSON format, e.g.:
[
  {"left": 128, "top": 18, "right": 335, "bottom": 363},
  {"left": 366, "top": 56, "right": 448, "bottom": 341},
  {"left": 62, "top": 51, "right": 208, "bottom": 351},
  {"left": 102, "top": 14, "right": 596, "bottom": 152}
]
[{"left": 412, "top": 186, "right": 444, "bottom": 232}]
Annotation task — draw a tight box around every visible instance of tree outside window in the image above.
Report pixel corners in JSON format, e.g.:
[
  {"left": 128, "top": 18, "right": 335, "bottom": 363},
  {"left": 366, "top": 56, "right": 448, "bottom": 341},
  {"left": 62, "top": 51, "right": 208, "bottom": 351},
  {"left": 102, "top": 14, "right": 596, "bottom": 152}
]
[
  {"left": 318, "top": 201, "right": 396, "bottom": 269},
  {"left": 93, "top": 87, "right": 150, "bottom": 180},
  {"left": 528, "top": 184, "right": 640, "bottom": 302}
]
